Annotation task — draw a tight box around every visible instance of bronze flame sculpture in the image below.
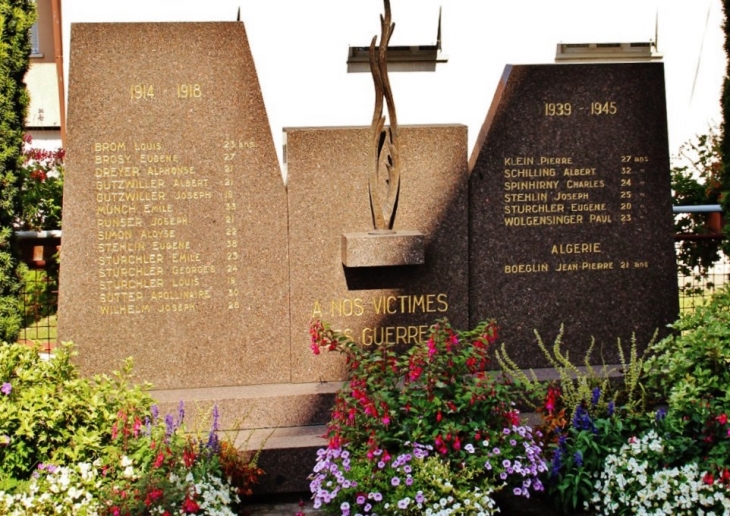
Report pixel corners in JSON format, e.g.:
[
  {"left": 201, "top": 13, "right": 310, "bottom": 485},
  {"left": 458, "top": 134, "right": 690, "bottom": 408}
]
[{"left": 368, "top": 0, "right": 400, "bottom": 232}]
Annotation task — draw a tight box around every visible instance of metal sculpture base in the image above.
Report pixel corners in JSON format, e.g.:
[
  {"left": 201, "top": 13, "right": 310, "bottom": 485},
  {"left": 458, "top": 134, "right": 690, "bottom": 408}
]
[{"left": 341, "top": 230, "right": 425, "bottom": 267}]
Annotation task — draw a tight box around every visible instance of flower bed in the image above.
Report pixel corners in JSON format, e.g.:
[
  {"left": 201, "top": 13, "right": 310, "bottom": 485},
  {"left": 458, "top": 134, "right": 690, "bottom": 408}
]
[
  {"left": 306, "top": 284, "right": 730, "bottom": 515},
  {"left": 0, "top": 343, "right": 262, "bottom": 515}
]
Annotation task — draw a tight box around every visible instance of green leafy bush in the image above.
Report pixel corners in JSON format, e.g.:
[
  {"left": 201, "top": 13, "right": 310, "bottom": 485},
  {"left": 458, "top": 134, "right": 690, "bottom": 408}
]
[
  {"left": 527, "top": 285, "right": 730, "bottom": 515},
  {"left": 0, "top": 0, "right": 37, "bottom": 343},
  {"left": 643, "top": 283, "right": 730, "bottom": 473},
  {"left": 0, "top": 342, "right": 153, "bottom": 487},
  {"left": 0, "top": 342, "right": 263, "bottom": 514}
]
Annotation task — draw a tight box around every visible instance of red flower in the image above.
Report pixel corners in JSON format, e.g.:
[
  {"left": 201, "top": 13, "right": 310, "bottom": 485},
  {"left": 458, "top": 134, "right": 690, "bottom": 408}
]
[
  {"left": 183, "top": 448, "right": 196, "bottom": 468},
  {"left": 153, "top": 452, "right": 165, "bottom": 468},
  {"left": 427, "top": 338, "right": 437, "bottom": 359},
  {"left": 716, "top": 413, "right": 728, "bottom": 425},
  {"left": 506, "top": 410, "right": 520, "bottom": 426},
  {"left": 30, "top": 169, "right": 47, "bottom": 182},
  {"left": 545, "top": 385, "right": 560, "bottom": 414},
  {"left": 182, "top": 496, "right": 200, "bottom": 513},
  {"left": 434, "top": 434, "right": 448, "bottom": 455},
  {"left": 436, "top": 410, "right": 442, "bottom": 423},
  {"left": 703, "top": 472, "right": 715, "bottom": 485}
]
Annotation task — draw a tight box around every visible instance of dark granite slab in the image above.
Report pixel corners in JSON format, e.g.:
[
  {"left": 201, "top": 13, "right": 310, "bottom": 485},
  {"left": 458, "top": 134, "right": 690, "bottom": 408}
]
[{"left": 469, "top": 63, "right": 679, "bottom": 367}]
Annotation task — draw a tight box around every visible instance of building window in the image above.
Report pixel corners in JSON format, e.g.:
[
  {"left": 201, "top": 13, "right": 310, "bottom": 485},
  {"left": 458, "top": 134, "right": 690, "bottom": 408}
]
[{"left": 30, "top": 22, "right": 41, "bottom": 56}]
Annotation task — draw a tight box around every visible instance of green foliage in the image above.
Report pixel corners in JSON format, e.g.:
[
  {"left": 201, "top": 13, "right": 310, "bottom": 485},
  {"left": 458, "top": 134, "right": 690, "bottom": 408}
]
[
  {"left": 309, "top": 319, "right": 548, "bottom": 514},
  {"left": 547, "top": 403, "right": 653, "bottom": 514},
  {"left": 15, "top": 135, "right": 64, "bottom": 231},
  {"left": 671, "top": 130, "right": 725, "bottom": 293},
  {"left": 20, "top": 266, "right": 57, "bottom": 326},
  {"left": 313, "top": 318, "right": 514, "bottom": 454},
  {"left": 588, "top": 430, "right": 730, "bottom": 515},
  {"left": 496, "top": 325, "right": 651, "bottom": 424},
  {"left": 0, "top": 344, "right": 261, "bottom": 514},
  {"left": 644, "top": 283, "right": 730, "bottom": 412},
  {"left": 541, "top": 284, "right": 730, "bottom": 514},
  {"left": 312, "top": 444, "right": 501, "bottom": 515},
  {"left": 496, "top": 327, "right": 657, "bottom": 514},
  {"left": 721, "top": 0, "right": 730, "bottom": 255},
  {"left": 0, "top": 0, "right": 36, "bottom": 343},
  {"left": 643, "top": 283, "right": 730, "bottom": 472},
  {"left": 96, "top": 405, "right": 240, "bottom": 516},
  {"left": 0, "top": 342, "right": 154, "bottom": 485}
]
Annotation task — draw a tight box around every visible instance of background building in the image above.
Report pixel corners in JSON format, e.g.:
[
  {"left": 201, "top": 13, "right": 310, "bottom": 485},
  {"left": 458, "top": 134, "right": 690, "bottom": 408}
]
[{"left": 26, "top": 0, "right": 724, "bottom": 175}]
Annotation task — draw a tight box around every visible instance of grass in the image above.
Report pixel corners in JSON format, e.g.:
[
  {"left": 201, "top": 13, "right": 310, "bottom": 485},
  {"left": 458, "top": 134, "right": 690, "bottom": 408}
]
[{"left": 17, "top": 314, "right": 57, "bottom": 350}]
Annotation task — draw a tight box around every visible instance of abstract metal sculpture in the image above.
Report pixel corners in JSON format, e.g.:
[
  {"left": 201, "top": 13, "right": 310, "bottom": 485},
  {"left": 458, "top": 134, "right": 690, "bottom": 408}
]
[{"left": 368, "top": 0, "right": 400, "bottom": 232}]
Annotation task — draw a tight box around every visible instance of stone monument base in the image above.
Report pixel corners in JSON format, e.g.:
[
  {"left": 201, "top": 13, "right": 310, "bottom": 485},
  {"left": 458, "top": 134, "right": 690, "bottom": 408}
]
[{"left": 341, "top": 230, "right": 425, "bottom": 267}]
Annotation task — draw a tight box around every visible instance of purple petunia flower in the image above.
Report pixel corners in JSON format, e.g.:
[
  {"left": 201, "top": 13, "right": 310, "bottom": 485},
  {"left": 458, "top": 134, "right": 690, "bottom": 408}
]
[
  {"left": 391, "top": 476, "right": 400, "bottom": 486},
  {"left": 1, "top": 383, "right": 11, "bottom": 395},
  {"left": 356, "top": 495, "right": 366, "bottom": 505}
]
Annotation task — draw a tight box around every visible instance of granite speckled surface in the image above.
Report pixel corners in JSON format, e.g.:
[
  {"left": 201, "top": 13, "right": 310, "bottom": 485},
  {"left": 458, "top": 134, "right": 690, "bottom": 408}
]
[
  {"left": 341, "top": 230, "right": 425, "bottom": 267},
  {"left": 59, "top": 23, "right": 290, "bottom": 389},
  {"left": 286, "top": 125, "right": 469, "bottom": 383},
  {"left": 468, "top": 63, "right": 679, "bottom": 368}
]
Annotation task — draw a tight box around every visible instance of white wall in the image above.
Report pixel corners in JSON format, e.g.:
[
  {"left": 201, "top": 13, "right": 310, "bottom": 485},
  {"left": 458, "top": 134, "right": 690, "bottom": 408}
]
[{"left": 61, "top": 0, "right": 725, "bottom": 175}]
